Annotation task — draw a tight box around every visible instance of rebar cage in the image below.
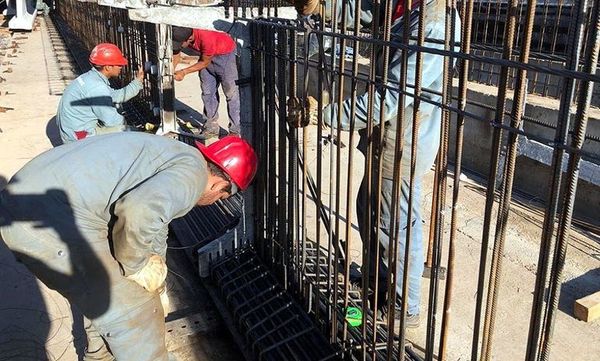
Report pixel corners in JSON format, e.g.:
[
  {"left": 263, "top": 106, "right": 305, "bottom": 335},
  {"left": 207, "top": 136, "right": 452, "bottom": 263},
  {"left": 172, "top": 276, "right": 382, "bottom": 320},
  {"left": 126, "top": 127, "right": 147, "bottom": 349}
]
[{"left": 247, "top": 0, "right": 600, "bottom": 360}]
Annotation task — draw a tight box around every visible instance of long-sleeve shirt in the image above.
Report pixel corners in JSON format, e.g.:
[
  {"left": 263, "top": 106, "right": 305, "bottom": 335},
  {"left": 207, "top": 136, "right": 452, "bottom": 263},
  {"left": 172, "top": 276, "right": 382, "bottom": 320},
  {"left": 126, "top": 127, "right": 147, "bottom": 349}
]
[
  {"left": 324, "top": 9, "right": 461, "bottom": 178},
  {"left": 0, "top": 132, "right": 207, "bottom": 276},
  {"left": 56, "top": 68, "right": 142, "bottom": 143}
]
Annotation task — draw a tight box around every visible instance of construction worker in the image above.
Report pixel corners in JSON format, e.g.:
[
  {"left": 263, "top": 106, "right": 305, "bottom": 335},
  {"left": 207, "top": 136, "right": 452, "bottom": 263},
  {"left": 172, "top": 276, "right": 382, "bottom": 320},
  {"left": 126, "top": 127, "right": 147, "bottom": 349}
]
[
  {"left": 302, "top": 0, "right": 461, "bottom": 329},
  {"left": 0, "top": 132, "right": 257, "bottom": 360},
  {"left": 171, "top": 26, "right": 241, "bottom": 138},
  {"left": 56, "top": 43, "right": 144, "bottom": 144}
]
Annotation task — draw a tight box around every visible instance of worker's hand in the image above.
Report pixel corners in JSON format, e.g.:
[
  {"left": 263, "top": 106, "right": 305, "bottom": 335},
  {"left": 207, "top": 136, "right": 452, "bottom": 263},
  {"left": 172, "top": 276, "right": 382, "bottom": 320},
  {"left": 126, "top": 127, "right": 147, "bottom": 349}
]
[
  {"left": 306, "top": 96, "right": 319, "bottom": 125},
  {"left": 159, "top": 285, "right": 171, "bottom": 316},
  {"left": 174, "top": 70, "right": 186, "bottom": 81},
  {"left": 306, "top": 96, "right": 330, "bottom": 129},
  {"left": 126, "top": 254, "right": 168, "bottom": 293},
  {"left": 136, "top": 66, "right": 145, "bottom": 82}
]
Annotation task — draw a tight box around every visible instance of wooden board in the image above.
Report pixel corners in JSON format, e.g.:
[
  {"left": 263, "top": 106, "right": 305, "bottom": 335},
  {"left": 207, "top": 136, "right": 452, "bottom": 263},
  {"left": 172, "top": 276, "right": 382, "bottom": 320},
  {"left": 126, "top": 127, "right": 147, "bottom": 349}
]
[{"left": 574, "top": 291, "right": 600, "bottom": 322}]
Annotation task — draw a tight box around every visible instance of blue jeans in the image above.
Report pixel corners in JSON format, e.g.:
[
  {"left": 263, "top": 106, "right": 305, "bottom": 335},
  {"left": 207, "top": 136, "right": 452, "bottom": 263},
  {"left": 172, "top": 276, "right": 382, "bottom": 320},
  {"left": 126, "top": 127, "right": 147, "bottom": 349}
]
[
  {"left": 357, "top": 125, "right": 428, "bottom": 317},
  {"left": 200, "top": 51, "right": 241, "bottom": 134}
]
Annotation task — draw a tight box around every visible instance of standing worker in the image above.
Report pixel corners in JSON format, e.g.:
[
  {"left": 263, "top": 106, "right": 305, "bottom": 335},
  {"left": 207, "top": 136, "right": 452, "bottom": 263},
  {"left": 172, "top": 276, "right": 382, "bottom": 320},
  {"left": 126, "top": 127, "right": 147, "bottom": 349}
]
[
  {"left": 172, "top": 26, "right": 241, "bottom": 138},
  {"left": 302, "top": 0, "right": 460, "bottom": 330},
  {"left": 56, "top": 43, "right": 144, "bottom": 144},
  {"left": 0, "top": 132, "right": 257, "bottom": 360}
]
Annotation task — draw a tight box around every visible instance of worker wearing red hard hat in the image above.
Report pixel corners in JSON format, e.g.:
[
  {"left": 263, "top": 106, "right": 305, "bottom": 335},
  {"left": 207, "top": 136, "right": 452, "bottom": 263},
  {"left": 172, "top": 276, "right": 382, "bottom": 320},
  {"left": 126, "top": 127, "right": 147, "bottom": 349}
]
[
  {"left": 171, "top": 26, "right": 241, "bottom": 138},
  {"left": 56, "top": 43, "right": 145, "bottom": 144},
  {"left": 0, "top": 132, "right": 257, "bottom": 360}
]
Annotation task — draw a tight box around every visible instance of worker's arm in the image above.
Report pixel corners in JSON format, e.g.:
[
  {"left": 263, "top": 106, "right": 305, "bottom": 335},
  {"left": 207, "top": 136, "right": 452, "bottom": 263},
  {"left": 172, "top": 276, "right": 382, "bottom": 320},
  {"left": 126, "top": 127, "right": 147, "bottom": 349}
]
[
  {"left": 110, "top": 66, "right": 144, "bottom": 104},
  {"left": 324, "top": 18, "right": 450, "bottom": 130},
  {"left": 111, "top": 158, "right": 207, "bottom": 276},
  {"left": 174, "top": 54, "right": 213, "bottom": 81},
  {"left": 173, "top": 52, "right": 182, "bottom": 70},
  {"left": 88, "top": 84, "right": 126, "bottom": 127}
]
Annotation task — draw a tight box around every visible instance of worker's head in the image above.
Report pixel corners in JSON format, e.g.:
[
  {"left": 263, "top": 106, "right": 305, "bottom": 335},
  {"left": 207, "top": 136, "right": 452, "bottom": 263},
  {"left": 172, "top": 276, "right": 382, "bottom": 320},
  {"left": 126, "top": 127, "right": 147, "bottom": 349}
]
[
  {"left": 194, "top": 136, "right": 258, "bottom": 205},
  {"left": 89, "top": 43, "right": 128, "bottom": 78},
  {"left": 172, "top": 26, "right": 194, "bottom": 55}
]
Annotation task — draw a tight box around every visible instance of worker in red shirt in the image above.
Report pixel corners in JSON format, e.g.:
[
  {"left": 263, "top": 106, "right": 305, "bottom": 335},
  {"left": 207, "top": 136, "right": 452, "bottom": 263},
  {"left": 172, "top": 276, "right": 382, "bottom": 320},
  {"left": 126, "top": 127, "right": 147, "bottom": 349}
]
[{"left": 172, "top": 27, "right": 240, "bottom": 138}]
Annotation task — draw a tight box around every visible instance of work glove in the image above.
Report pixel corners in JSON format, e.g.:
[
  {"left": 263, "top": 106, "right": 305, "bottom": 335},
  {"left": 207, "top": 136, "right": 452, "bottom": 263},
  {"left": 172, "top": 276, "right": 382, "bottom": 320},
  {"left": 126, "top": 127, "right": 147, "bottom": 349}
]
[
  {"left": 126, "top": 254, "right": 168, "bottom": 293},
  {"left": 306, "top": 96, "right": 319, "bottom": 125},
  {"left": 158, "top": 284, "right": 171, "bottom": 316}
]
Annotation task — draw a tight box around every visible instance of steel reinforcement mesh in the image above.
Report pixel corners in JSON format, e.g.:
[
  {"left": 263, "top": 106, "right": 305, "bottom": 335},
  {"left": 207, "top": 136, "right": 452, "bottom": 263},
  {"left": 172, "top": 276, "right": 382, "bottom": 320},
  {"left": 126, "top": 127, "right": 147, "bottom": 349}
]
[
  {"left": 467, "top": 0, "right": 600, "bottom": 103},
  {"left": 247, "top": 1, "right": 600, "bottom": 360},
  {"left": 53, "top": 0, "right": 160, "bottom": 128}
]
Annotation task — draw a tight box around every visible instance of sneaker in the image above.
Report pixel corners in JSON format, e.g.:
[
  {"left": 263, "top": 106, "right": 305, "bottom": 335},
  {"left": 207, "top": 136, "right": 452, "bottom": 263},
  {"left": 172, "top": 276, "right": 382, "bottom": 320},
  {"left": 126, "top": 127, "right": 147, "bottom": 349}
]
[
  {"left": 378, "top": 304, "right": 421, "bottom": 330},
  {"left": 294, "top": 0, "right": 320, "bottom": 16},
  {"left": 404, "top": 313, "right": 420, "bottom": 329}
]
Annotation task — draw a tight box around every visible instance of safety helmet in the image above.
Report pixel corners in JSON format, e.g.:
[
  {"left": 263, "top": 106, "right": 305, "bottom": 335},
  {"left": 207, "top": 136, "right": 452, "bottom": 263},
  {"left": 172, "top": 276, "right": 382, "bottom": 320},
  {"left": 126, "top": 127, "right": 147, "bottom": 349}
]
[
  {"left": 195, "top": 136, "right": 258, "bottom": 191},
  {"left": 89, "top": 43, "right": 128, "bottom": 66}
]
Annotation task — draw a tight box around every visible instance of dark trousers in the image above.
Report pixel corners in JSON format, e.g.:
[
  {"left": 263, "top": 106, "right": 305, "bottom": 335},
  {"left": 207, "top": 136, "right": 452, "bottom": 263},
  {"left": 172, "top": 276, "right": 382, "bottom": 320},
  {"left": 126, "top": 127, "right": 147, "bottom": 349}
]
[{"left": 200, "top": 51, "right": 241, "bottom": 134}]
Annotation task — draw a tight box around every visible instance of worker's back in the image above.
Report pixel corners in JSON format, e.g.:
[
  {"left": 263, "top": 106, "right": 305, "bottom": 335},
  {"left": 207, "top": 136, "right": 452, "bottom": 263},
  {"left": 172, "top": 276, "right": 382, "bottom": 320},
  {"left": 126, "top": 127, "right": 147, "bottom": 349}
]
[{"left": 0, "top": 132, "right": 207, "bottom": 240}]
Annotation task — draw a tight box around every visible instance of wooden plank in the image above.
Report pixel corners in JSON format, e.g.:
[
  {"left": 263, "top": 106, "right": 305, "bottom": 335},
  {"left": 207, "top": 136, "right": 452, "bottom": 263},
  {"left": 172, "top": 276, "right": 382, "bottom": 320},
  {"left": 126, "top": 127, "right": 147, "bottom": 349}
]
[{"left": 574, "top": 291, "right": 600, "bottom": 322}]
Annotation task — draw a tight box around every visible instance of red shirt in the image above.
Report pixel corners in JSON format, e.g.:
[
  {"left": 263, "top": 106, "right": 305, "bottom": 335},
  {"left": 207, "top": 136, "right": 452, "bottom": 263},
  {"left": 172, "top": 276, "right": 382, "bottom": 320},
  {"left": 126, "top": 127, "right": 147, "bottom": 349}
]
[{"left": 190, "top": 29, "right": 236, "bottom": 56}]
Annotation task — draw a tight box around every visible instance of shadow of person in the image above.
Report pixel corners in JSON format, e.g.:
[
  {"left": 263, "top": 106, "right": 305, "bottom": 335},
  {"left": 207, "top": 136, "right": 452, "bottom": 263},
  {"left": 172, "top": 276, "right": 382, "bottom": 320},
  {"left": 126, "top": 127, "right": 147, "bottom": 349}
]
[
  {"left": 0, "top": 186, "right": 111, "bottom": 360},
  {"left": 45, "top": 115, "right": 63, "bottom": 148},
  {"left": 0, "top": 233, "right": 53, "bottom": 360}
]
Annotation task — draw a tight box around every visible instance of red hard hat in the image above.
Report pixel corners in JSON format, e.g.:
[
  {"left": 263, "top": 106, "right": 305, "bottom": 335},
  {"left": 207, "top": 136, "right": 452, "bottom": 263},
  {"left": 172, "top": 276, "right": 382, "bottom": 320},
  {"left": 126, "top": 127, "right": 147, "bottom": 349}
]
[
  {"left": 195, "top": 136, "right": 258, "bottom": 191},
  {"left": 89, "top": 43, "right": 128, "bottom": 66}
]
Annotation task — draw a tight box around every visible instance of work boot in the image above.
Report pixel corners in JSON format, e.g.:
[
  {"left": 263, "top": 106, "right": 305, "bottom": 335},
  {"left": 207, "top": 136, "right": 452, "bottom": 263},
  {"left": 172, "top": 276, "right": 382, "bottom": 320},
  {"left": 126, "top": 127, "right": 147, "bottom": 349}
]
[
  {"left": 295, "top": 0, "right": 320, "bottom": 16},
  {"left": 377, "top": 304, "right": 421, "bottom": 330}
]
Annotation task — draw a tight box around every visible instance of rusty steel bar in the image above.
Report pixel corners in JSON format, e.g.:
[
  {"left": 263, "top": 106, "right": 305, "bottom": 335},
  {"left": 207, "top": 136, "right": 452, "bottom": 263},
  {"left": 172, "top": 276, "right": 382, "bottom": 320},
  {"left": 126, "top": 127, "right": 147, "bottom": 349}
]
[
  {"left": 539, "top": 2, "right": 600, "bottom": 360},
  {"left": 436, "top": 0, "right": 466, "bottom": 359},
  {"left": 470, "top": 0, "right": 519, "bottom": 356},
  {"left": 524, "top": 0, "right": 589, "bottom": 359},
  {"left": 481, "top": 0, "right": 538, "bottom": 359}
]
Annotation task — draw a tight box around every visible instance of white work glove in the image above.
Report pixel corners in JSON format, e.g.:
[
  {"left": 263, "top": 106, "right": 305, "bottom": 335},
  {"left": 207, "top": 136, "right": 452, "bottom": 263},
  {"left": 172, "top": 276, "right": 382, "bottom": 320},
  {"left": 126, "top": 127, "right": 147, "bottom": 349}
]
[
  {"left": 126, "top": 254, "right": 168, "bottom": 293},
  {"left": 306, "top": 96, "right": 330, "bottom": 129},
  {"left": 159, "top": 285, "right": 171, "bottom": 316}
]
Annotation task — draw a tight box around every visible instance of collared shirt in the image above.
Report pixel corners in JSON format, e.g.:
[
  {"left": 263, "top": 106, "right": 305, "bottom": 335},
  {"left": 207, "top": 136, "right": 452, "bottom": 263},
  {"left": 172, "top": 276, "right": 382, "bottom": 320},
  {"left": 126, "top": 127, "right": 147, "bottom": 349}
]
[
  {"left": 56, "top": 68, "right": 142, "bottom": 143},
  {"left": 190, "top": 29, "right": 236, "bottom": 56}
]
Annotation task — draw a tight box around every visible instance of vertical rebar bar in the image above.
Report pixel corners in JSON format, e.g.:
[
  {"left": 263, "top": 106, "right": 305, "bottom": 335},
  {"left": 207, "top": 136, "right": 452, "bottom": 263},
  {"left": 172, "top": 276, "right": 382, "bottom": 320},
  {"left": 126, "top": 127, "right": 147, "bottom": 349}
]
[
  {"left": 524, "top": 1, "right": 588, "bottom": 359},
  {"left": 539, "top": 2, "right": 600, "bottom": 360}
]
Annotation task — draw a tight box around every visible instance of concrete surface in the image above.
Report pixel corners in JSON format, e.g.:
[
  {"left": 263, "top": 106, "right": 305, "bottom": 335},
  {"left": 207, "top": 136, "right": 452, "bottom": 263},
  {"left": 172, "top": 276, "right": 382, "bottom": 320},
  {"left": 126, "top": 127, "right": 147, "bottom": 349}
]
[{"left": 0, "top": 15, "right": 242, "bottom": 361}]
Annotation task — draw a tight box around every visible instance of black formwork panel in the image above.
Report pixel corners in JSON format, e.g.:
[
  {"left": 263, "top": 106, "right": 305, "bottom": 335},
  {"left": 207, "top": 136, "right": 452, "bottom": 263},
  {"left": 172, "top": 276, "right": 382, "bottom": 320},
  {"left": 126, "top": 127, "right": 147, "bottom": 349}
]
[{"left": 210, "top": 248, "right": 340, "bottom": 361}]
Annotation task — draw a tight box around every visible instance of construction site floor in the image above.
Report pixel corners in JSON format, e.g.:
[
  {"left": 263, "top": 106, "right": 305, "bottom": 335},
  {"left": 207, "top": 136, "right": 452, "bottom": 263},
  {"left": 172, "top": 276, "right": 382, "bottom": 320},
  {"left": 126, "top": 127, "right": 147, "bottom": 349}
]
[
  {"left": 1, "top": 13, "right": 600, "bottom": 361},
  {"left": 0, "top": 15, "right": 242, "bottom": 361}
]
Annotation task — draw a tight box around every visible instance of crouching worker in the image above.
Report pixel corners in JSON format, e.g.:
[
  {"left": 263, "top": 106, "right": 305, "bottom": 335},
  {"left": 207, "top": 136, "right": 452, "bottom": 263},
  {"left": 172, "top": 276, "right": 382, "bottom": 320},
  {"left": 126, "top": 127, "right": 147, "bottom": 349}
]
[
  {"left": 0, "top": 132, "right": 257, "bottom": 360},
  {"left": 56, "top": 43, "right": 144, "bottom": 144}
]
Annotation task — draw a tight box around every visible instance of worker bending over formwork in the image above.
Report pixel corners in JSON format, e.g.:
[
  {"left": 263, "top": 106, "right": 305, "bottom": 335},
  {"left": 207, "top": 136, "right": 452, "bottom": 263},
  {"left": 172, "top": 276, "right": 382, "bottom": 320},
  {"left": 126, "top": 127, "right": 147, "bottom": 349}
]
[
  {"left": 0, "top": 133, "right": 257, "bottom": 360},
  {"left": 172, "top": 27, "right": 241, "bottom": 138}
]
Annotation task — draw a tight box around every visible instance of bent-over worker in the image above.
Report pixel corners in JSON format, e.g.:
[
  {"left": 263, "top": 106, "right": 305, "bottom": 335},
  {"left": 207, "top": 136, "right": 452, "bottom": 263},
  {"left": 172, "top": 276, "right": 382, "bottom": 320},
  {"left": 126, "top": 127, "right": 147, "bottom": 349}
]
[
  {"left": 172, "top": 26, "right": 241, "bottom": 137},
  {"left": 0, "top": 132, "right": 258, "bottom": 360}
]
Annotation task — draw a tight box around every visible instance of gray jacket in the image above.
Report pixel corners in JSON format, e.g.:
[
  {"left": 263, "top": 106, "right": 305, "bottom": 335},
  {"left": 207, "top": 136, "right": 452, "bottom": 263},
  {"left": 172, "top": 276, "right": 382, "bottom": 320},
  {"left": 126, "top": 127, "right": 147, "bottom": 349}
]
[
  {"left": 56, "top": 68, "right": 142, "bottom": 143},
  {"left": 0, "top": 132, "right": 207, "bottom": 276}
]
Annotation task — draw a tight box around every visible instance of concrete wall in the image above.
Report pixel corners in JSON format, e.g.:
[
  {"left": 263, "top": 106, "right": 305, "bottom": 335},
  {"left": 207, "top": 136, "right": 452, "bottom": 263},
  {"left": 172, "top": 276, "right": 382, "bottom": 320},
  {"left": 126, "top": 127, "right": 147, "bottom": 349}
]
[{"left": 450, "top": 82, "right": 600, "bottom": 223}]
